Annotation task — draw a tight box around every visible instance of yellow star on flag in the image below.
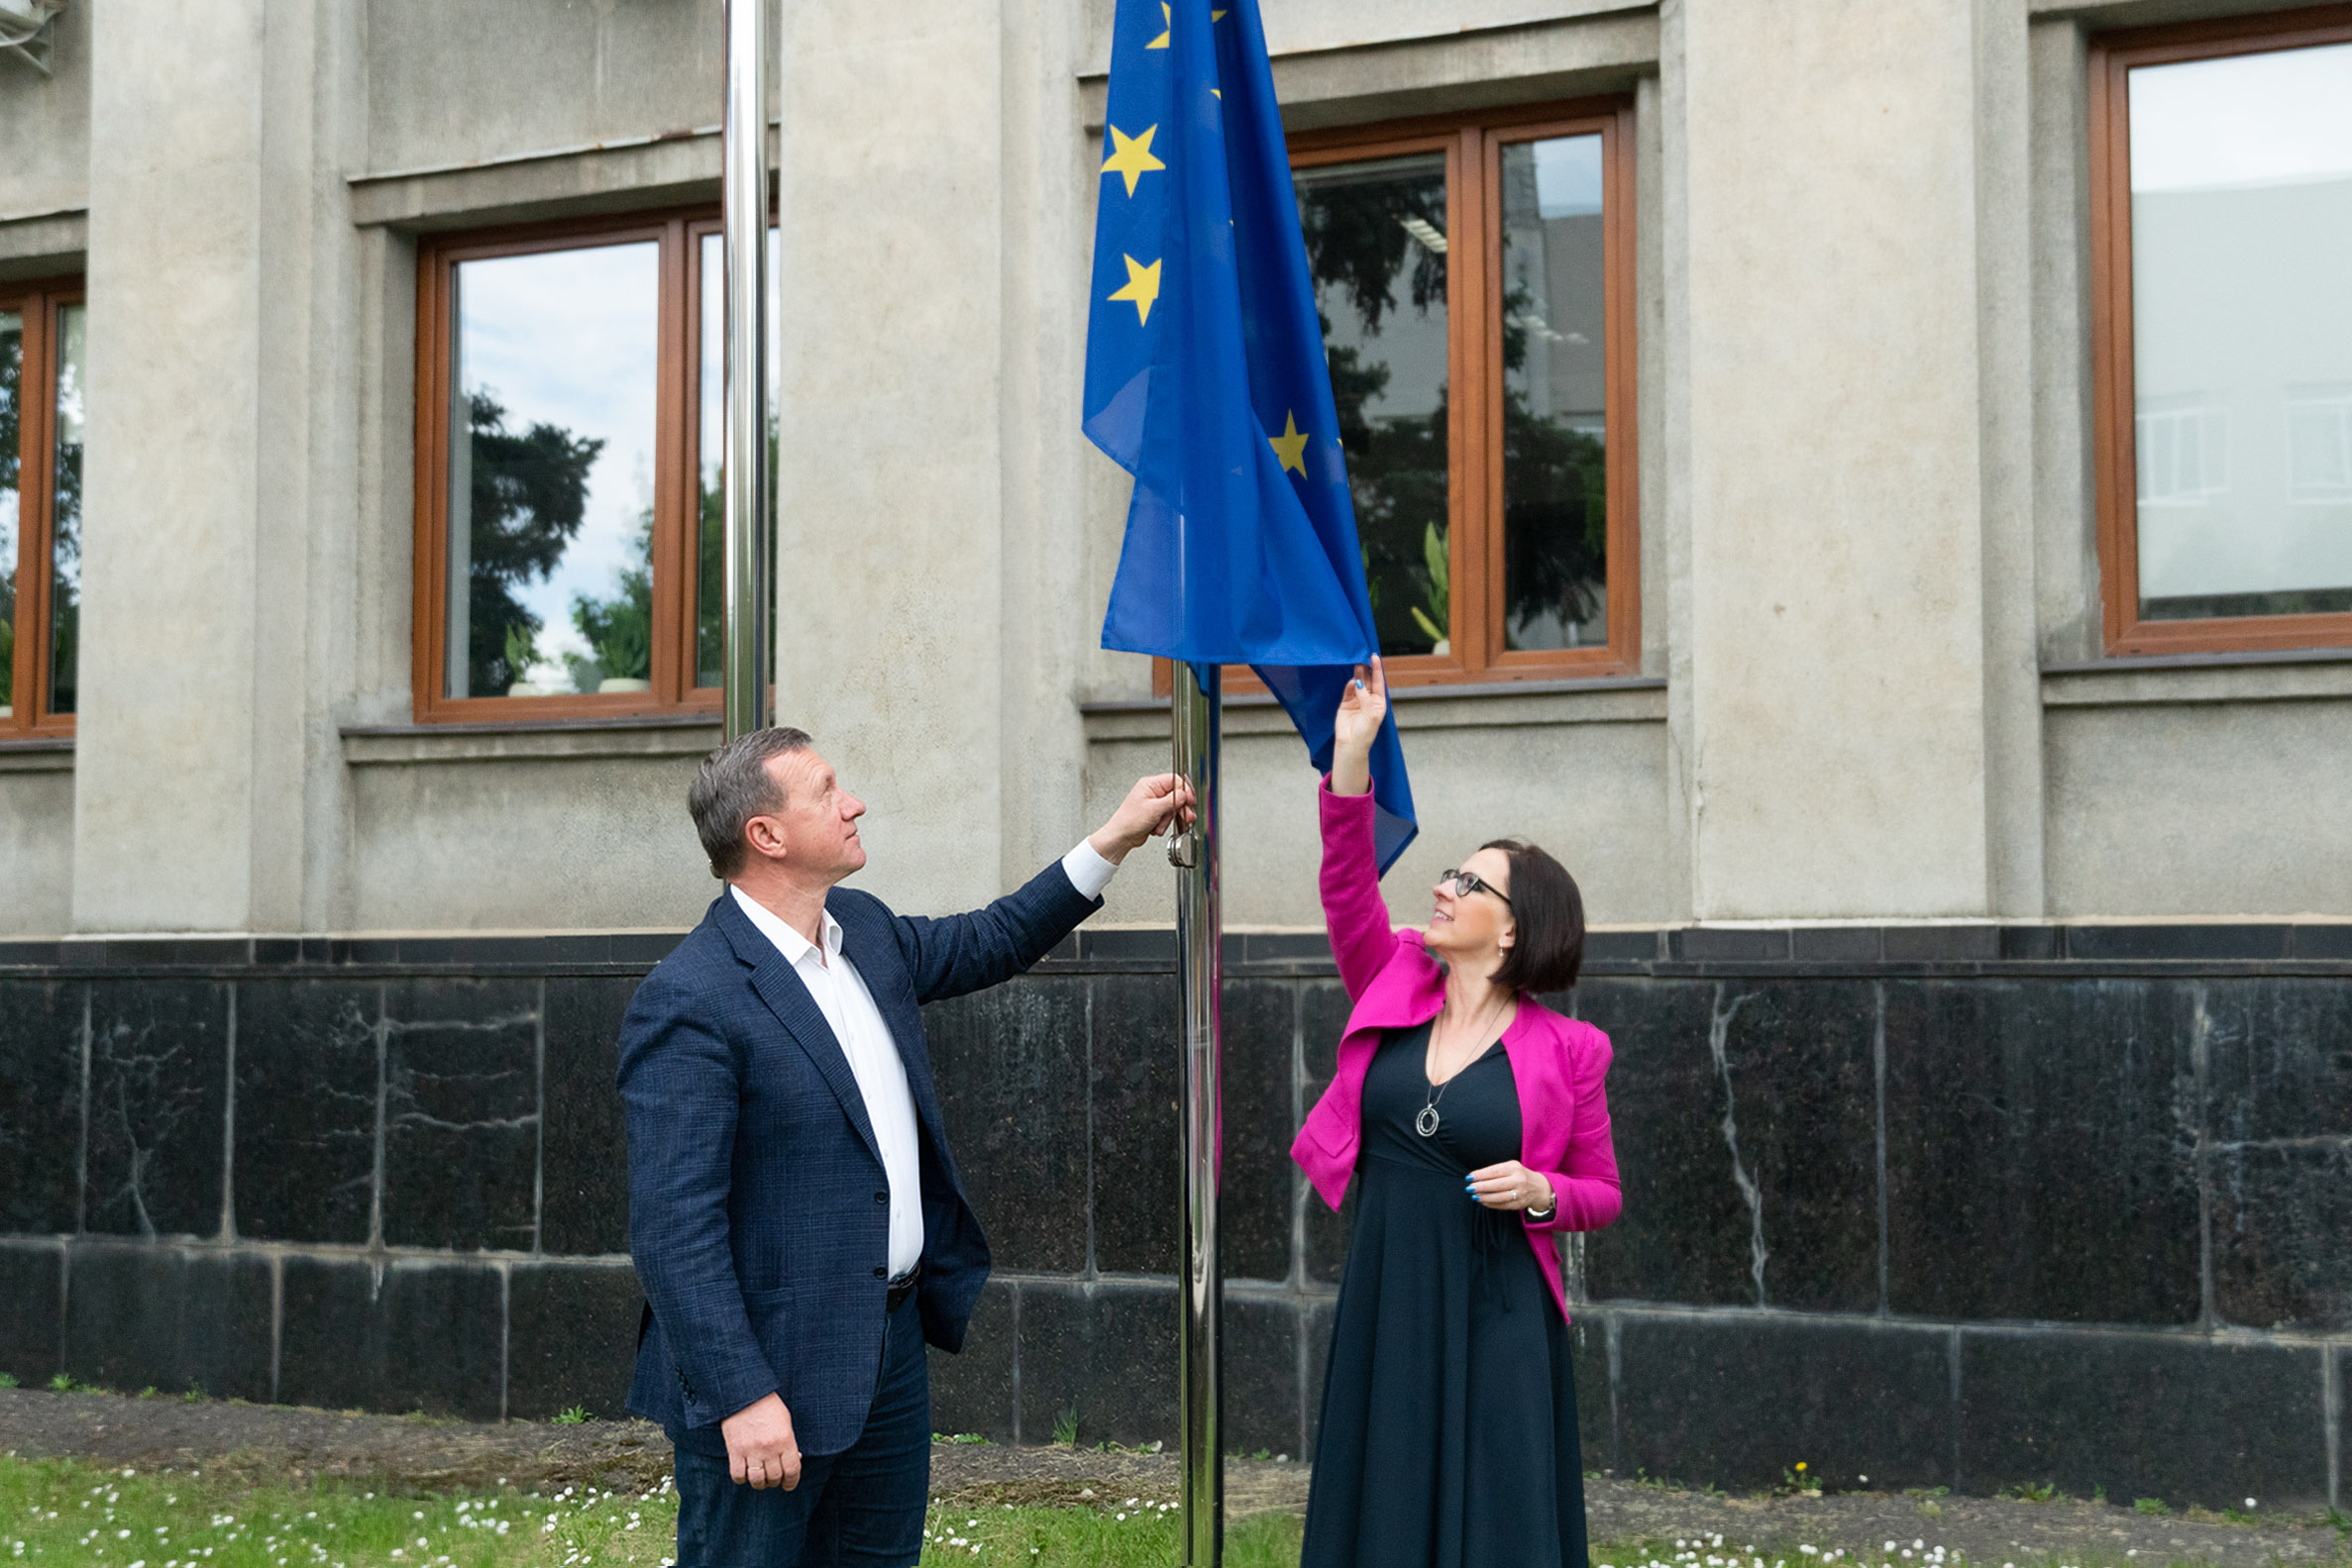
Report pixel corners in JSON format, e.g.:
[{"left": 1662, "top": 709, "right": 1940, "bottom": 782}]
[
  {"left": 1101, "top": 124, "right": 1166, "bottom": 197},
  {"left": 1268, "top": 410, "right": 1309, "bottom": 475},
  {"left": 1146, "top": 2, "right": 1170, "bottom": 48},
  {"left": 1109, "top": 254, "right": 1162, "bottom": 326}
]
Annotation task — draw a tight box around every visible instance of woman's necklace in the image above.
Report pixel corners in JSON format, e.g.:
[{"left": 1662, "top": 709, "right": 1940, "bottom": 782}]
[
  {"left": 1416, "top": 994, "right": 1514, "bottom": 1138},
  {"left": 1414, "top": 1076, "right": 1453, "bottom": 1138}
]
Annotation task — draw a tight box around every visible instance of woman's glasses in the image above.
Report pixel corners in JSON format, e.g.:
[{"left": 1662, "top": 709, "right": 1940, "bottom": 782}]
[{"left": 1440, "top": 869, "right": 1512, "bottom": 907}]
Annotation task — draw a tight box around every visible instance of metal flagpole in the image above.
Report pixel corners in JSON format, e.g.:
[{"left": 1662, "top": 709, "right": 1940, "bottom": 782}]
[
  {"left": 719, "top": 0, "right": 772, "bottom": 740},
  {"left": 1168, "top": 661, "right": 1224, "bottom": 1567}
]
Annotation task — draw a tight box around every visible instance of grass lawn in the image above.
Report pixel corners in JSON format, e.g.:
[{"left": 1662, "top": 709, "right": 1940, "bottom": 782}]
[
  {"left": 1, "top": 1454, "right": 2299, "bottom": 1568},
  {"left": 0, "top": 1454, "right": 1306, "bottom": 1568}
]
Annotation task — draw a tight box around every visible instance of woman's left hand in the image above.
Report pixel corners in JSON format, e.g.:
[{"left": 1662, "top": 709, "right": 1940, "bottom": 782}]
[{"left": 1465, "top": 1161, "right": 1555, "bottom": 1212}]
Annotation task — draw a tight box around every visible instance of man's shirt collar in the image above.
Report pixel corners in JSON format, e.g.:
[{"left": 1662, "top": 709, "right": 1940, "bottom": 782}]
[{"left": 730, "top": 884, "right": 842, "bottom": 969}]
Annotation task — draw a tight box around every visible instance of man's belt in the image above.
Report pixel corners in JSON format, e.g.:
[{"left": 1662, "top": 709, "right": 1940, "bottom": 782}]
[{"left": 885, "top": 1264, "right": 921, "bottom": 1314}]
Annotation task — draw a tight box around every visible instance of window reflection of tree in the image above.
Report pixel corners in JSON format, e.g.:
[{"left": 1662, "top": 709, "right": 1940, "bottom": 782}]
[
  {"left": 570, "top": 514, "right": 654, "bottom": 691},
  {"left": 48, "top": 313, "right": 82, "bottom": 714},
  {"left": 463, "top": 391, "right": 600, "bottom": 695},
  {"left": 1298, "top": 166, "right": 1449, "bottom": 658},
  {"left": 1499, "top": 276, "right": 1607, "bottom": 644},
  {"left": 1300, "top": 161, "right": 1610, "bottom": 658},
  {"left": 690, "top": 414, "right": 775, "bottom": 690},
  {"left": 0, "top": 320, "right": 19, "bottom": 700},
  {"left": 695, "top": 477, "right": 723, "bottom": 687}
]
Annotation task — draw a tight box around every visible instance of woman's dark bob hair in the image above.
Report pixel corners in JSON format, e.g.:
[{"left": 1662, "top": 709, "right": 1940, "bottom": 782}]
[{"left": 1482, "top": 838, "right": 1586, "bottom": 994}]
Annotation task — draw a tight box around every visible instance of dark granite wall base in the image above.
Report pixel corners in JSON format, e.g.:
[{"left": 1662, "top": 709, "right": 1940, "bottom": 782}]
[{"left": 0, "top": 927, "right": 2345, "bottom": 1506}]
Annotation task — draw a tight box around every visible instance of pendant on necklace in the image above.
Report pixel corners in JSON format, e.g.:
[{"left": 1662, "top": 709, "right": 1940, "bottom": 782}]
[{"left": 1415, "top": 1104, "right": 1441, "bottom": 1138}]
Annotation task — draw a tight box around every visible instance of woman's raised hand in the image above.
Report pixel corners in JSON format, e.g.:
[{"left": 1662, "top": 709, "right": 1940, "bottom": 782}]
[{"left": 1329, "top": 657, "right": 1386, "bottom": 796}]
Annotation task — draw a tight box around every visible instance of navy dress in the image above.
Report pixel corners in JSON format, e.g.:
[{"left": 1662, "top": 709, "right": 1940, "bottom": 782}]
[{"left": 1301, "top": 1020, "right": 1589, "bottom": 1568}]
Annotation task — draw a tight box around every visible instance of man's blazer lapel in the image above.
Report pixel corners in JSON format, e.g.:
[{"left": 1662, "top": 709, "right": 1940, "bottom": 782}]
[{"left": 713, "top": 893, "right": 884, "bottom": 1166}]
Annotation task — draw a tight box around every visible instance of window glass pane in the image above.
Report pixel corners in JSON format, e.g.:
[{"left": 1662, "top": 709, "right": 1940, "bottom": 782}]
[
  {"left": 1499, "top": 134, "right": 1608, "bottom": 650},
  {"left": 2129, "top": 43, "right": 2352, "bottom": 619},
  {"left": 49, "top": 303, "right": 82, "bottom": 715},
  {"left": 1295, "top": 153, "right": 1450, "bottom": 658},
  {"left": 698, "top": 232, "right": 723, "bottom": 689},
  {"left": 695, "top": 230, "right": 781, "bottom": 690},
  {"left": 446, "top": 241, "right": 660, "bottom": 697},
  {"left": 1, "top": 310, "right": 19, "bottom": 719}
]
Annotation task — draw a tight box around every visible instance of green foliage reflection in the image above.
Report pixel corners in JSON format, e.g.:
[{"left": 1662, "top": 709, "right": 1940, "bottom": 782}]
[
  {"left": 1298, "top": 162, "right": 1450, "bottom": 658},
  {"left": 570, "top": 516, "right": 654, "bottom": 687},
  {"left": 462, "top": 391, "right": 601, "bottom": 695}
]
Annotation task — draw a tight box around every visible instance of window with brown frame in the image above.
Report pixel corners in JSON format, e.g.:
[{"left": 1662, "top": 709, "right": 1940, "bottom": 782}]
[
  {"left": 413, "top": 210, "right": 765, "bottom": 720},
  {"left": 2089, "top": 7, "right": 2352, "bottom": 654},
  {"left": 1, "top": 276, "right": 83, "bottom": 737},
  {"left": 1156, "top": 98, "right": 1639, "bottom": 694}
]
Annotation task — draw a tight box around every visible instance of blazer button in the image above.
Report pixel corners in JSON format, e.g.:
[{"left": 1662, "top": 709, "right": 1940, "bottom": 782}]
[
  {"left": 873, "top": 1266, "right": 888, "bottom": 1279},
  {"left": 875, "top": 1191, "right": 889, "bottom": 1204}
]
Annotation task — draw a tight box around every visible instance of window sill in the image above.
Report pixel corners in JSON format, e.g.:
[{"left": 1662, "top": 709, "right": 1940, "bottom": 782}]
[
  {"left": 342, "top": 712, "right": 722, "bottom": 766},
  {"left": 0, "top": 734, "right": 74, "bottom": 773},
  {"left": 2041, "top": 647, "right": 2352, "bottom": 708},
  {"left": 1080, "top": 674, "right": 1666, "bottom": 741}
]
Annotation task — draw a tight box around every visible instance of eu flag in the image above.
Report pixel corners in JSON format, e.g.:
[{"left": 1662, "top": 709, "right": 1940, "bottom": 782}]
[{"left": 1083, "top": 0, "right": 1417, "bottom": 871}]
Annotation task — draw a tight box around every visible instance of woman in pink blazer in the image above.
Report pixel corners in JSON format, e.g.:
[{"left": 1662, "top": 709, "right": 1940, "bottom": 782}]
[{"left": 1293, "top": 656, "right": 1622, "bottom": 1568}]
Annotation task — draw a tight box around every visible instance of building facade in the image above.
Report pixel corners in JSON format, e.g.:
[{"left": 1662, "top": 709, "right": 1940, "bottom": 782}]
[{"left": 2, "top": 0, "right": 2348, "bottom": 1507}]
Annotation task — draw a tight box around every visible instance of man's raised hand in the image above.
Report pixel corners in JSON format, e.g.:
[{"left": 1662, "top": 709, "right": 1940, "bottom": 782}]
[
  {"left": 1089, "top": 773, "right": 1198, "bottom": 864},
  {"left": 721, "top": 1392, "right": 802, "bottom": 1490}
]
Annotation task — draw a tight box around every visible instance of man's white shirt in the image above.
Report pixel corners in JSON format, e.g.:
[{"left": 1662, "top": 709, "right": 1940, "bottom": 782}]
[{"left": 728, "top": 840, "right": 1122, "bottom": 1278}]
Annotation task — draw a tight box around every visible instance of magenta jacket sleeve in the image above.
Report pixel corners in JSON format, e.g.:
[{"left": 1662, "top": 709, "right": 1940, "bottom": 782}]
[
  {"left": 1319, "top": 777, "right": 1404, "bottom": 1000},
  {"left": 1525, "top": 1033, "right": 1622, "bottom": 1234}
]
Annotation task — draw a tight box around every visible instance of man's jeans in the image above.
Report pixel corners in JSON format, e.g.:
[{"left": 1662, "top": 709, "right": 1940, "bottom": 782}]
[{"left": 673, "top": 1292, "right": 930, "bottom": 1567}]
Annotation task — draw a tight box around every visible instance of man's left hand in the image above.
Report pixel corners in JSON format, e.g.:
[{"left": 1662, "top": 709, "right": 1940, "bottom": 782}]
[{"left": 1089, "top": 774, "right": 1198, "bottom": 864}]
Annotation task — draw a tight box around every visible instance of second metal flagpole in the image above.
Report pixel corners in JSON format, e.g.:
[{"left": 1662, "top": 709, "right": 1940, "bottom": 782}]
[
  {"left": 1169, "top": 661, "right": 1224, "bottom": 1568},
  {"left": 718, "top": 0, "right": 771, "bottom": 741}
]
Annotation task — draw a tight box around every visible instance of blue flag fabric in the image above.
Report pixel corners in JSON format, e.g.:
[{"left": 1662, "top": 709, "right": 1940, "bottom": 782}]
[{"left": 1083, "top": 0, "right": 1417, "bottom": 871}]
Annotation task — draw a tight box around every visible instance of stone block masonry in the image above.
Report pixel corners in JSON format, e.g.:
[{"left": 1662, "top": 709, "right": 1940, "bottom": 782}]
[{"left": 0, "top": 925, "right": 2345, "bottom": 1506}]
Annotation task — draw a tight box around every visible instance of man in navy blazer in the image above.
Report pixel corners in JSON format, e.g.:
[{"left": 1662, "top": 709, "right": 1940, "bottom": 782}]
[{"left": 619, "top": 725, "right": 1190, "bottom": 1566}]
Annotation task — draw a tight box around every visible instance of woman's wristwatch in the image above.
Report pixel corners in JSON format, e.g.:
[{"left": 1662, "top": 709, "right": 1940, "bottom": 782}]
[{"left": 1526, "top": 1176, "right": 1555, "bottom": 1220}]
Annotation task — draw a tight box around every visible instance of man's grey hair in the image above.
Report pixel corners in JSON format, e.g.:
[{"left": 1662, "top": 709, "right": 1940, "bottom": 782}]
[{"left": 689, "top": 726, "right": 813, "bottom": 880}]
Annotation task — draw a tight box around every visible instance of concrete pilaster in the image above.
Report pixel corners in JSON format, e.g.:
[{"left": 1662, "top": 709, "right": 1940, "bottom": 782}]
[
  {"left": 1676, "top": 0, "right": 2000, "bottom": 919},
  {"left": 72, "top": 0, "right": 347, "bottom": 933},
  {"left": 770, "top": 0, "right": 1012, "bottom": 913}
]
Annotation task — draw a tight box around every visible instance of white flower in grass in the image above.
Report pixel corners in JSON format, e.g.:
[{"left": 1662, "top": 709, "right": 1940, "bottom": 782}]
[{"left": 2245, "top": 1500, "right": 2258, "bottom": 1511}]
